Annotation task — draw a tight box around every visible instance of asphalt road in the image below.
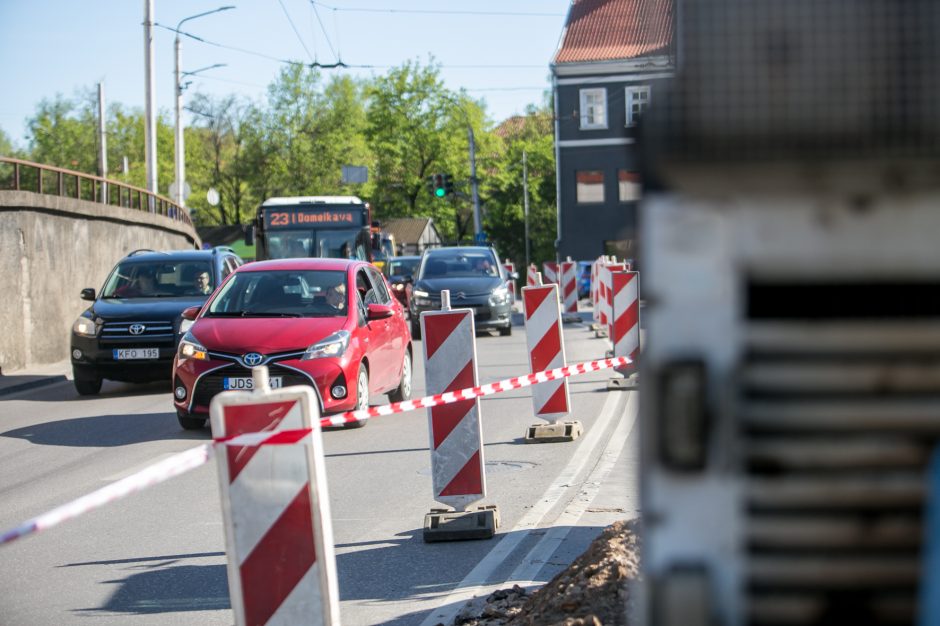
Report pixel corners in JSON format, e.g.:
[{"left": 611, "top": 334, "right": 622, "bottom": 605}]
[{"left": 0, "top": 310, "right": 638, "bottom": 625}]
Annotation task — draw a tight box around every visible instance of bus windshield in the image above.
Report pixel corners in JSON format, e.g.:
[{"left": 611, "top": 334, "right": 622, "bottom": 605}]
[{"left": 263, "top": 229, "right": 366, "bottom": 261}]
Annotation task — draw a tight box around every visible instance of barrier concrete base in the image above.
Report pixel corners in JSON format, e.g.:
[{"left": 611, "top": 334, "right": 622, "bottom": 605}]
[
  {"left": 608, "top": 373, "right": 639, "bottom": 391},
  {"left": 423, "top": 505, "right": 499, "bottom": 542},
  {"left": 595, "top": 328, "right": 609, "bottom": 338},
  {"left": 562, "top": 314, "right": 582, "bottom": 324},
  {"left": 605, "top": 349, "right": 613, "bottom": 358},
  {"left": 524, "top": 420, "right": 584, "bottom": 443},
  {"left": 589, "top": 323, "right": 601, "bottom": 332}
]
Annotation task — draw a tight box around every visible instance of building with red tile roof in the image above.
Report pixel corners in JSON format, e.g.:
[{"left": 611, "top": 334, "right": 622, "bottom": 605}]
[{"left": 550, "top": 0, "right": 674, "bottom": 262}]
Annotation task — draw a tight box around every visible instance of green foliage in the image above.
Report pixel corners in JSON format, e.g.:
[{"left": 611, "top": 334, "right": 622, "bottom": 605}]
[
  {"left": 0, "top": 126, "right": 15, "bottom": 156},
  {"left": 481, "top": 106, "right": 557, "bottom": 269},
  {"left": 16, "top": 61, "right": 558, "bottom": 261}
]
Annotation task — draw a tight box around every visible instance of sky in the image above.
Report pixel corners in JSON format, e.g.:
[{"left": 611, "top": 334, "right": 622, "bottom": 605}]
[{"left": 0, "top": 0, "right": 572, "bottom": 149}]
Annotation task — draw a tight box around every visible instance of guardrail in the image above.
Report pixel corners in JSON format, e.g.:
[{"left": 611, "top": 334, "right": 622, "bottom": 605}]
[{"left": 0, "top": 156, "right": 193, "bottom": 227}]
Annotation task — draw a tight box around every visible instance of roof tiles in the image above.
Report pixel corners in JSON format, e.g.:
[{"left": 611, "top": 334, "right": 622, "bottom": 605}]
[{"left": 553, "top": 0, "right": 673, "bottom": 65}]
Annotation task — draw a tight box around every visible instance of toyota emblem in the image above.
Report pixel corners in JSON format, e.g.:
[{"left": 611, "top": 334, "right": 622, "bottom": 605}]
[
  {"left": 129, "top": 323, "right": 146, "bottom": 335},
  {"left": 242, "top": 352, "right": 264, "bottom": 367}
]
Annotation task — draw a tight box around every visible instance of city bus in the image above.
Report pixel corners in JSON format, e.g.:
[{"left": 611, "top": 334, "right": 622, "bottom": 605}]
[{"left": 248, "top": 196, "right": 376, "bottom": 262}]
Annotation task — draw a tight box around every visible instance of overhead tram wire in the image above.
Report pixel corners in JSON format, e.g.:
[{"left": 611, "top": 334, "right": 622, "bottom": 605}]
[
  {"left": 309, "top": 0, "right": 340, "bottom": 65},
  {"left": 154, "top": 25, "right": 544, "bottom": 71},
  {"left": 310, "top": 1, "right": 565, "bottom": 18},
  {"left": 276, "top": 0, "right": 315, "bottom": 62}
]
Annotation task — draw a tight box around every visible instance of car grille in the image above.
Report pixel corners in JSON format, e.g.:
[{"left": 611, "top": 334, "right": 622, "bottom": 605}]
[
  {"left": 192, "top": 364, "right": 315, "bottom": 408},
  {"left": 100, "top": 320, "right": 175, "bottom": 344},
  {"left": 742, "top": 283, "right": 940, "bottom": 625}
]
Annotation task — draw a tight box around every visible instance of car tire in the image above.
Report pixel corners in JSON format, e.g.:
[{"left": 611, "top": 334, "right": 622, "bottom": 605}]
[
  {"left": 410, "top": 317, "right": 422, "bottom": 340},
  {"left": 73, "top": 368, "right": 102, "bottom": 396},
  {"left": 345, "top": 362, "right": 369, "bottom": 429},
  {"left": 388, "top": 349, "right": 412, "bottom": 403},
  {"left": 499, "top": 322, "right": 512, "bottom": 336},
  {"left": 177, "top": 410, "right": 206, "bottom": 430}
]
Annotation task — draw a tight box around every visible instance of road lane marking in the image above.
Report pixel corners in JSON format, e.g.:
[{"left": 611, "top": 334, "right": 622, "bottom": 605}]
[{"left": 418, "top": 388, "right": 631, "bottom": 626}]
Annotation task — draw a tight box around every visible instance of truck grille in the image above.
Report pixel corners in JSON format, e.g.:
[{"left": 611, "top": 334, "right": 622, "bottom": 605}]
[{"left": 742, "top": 283, "right": 940, "bottom": 624}]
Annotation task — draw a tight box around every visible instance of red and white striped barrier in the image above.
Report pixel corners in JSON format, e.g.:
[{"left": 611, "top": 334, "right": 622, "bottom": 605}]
[
  {"left": 598, "top": 262, "right": 626, "bottom": 339},
  {"left": 559, "top": 260, "right": 578, "bottom": 318},
  {"left": 526, "top": 264, "right": 539, "bottom": 287},
  {"left": 421, "top": 293, "right": 486, "bottom": 511},
  {"left": 523, "top": 282, "right": 571, "bottom": 421},
  {"left": 503, "top": 259, "right": 516, "bottom": 302},
  {"left": 612, "top": 271, "right": 640, "bottom": 375},
  {"left": 590, "top": 258, "right": 601, "bottom": 326},
  {"left": 210, "top": 372, "right": 339, "bottom": 626},
  {"left": 542, "top": 261, "right": 559, "bottom": 285}
]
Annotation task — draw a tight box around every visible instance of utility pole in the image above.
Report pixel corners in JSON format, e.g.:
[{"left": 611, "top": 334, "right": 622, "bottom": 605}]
[
  {"left": 97, "top": 82, "right": 108, "bottom": 204},
  {"left": 143, "top": 0, "right": 157, "bottom": 210},
  {"left": 523, "top": 150, "right": 530, "bottom": 269},
  {"left": 173, "top": 6, "right": 234, "bottom": 209}
]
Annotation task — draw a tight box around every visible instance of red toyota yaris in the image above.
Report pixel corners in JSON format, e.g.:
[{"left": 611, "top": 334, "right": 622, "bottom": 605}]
[{"left": 171, "top": 258, "right": 413, "bottom": 430}]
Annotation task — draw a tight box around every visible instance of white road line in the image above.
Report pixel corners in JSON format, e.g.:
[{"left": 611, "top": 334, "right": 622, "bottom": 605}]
[
  {"left": 418, "top": 388, "right": 631, "bottom": 626},
  {"left": 506, "top": 391, "right": 638, "bottom": 587}
]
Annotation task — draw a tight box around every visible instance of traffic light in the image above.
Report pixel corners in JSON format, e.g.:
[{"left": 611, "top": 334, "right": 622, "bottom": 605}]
[
  {"left": 429, "top": 173, "right": 447, "bottom": 199},
  {"left": 445, "top": 175, "right": 454, "bottom": 195}
]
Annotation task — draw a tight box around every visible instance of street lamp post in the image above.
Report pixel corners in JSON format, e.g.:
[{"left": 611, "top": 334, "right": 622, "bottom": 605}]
[{"left": 173, "top": 6, "right": 234, "bottom": 206}]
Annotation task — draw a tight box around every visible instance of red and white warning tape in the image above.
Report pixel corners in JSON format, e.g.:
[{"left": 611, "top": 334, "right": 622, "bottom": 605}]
[
  {"left": 0, "top": 443, "right": 213, "bottom": 546},
  {"left": 320, "top": 355, "right": 630, "bottom": 427},
  {"left": 0, "top": 355, "right": 630, "bottom": 546}
]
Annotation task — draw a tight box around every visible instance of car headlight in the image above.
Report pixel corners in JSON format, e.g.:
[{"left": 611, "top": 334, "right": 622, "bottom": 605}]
[
  {"left": 412, "top": 289, "right": 432, "bottom": 307},
  {"left": 394, "top": 283, "right": 404, "bottom": 291},
  {"left": 489, "top": 286, "right": 511, "bottom": 306},
  {"left": 72, "top": 315, "right": 98, "bottom": 338},
  {"left": 302, "top": 330, "right": 350, "bottom": 360},
  {"left": 177, "top": 331, "right": 209, "bottom": 362}
]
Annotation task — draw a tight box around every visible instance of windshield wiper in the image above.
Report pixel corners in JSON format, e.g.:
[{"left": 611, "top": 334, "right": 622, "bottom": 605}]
[{"left": 240, "top": 311, "right": 302, "bottom": 317}]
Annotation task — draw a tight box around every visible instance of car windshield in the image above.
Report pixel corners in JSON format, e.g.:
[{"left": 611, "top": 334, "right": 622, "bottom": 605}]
[
  {"left": 206, "top": 269, "right": 348, "bottom": 318},
  {"left": 420, "top": 251, "right": 499, "bottom": 278},
  {"left": 101, "top": 260, "right": 214, "bottom": 298},
  {"left": 388, "top": 258, "right": 419, "bottom": 277}
]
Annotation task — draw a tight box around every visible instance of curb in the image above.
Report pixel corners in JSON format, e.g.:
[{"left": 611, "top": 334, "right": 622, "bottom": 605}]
[{"left": 0, "top": 375, "right": 68, "bottom": 397}]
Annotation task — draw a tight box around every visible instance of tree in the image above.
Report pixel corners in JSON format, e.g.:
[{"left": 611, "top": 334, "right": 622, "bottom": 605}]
[
  {"left": 480, "top": 104, "right": 557, "bottom": 268},
  {"left": 0, "top": 126, "right": 14, "bottom": 156},
  {"left": 364, "top": 59, "right": 491, "bottom": 241}
]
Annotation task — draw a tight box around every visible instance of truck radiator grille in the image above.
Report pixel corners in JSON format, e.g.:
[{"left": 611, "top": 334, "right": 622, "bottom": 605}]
[{"left": 742, "top": 287, "right": 940, "bottom": 624}]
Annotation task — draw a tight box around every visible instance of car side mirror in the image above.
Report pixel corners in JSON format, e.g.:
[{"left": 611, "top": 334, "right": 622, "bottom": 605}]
[
  {"left": 81, "top": 288, "right": 96, "bottom": 301},
  {"left": 404, "top": 274, "right": 414, "bottom": 284},
  {"left": 244, "top": 225, "right": 255, "bottom": 246},
  {"left": 366, "top": 303, "right": 394, "bottom": 321},
  {"left": 181, "top": 306, "right": 201, "bottom": 321}
]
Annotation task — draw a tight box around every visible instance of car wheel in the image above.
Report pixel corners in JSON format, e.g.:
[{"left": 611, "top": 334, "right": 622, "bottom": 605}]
[
  {"left": 499, "top": 322, "right": 512, "bottom": 336},
  {"left": 73, "top": 368, "right": 102, "bottom": 396},
  {"left": 410, "top": 317, "right": 422, "bottom": 340},
  {"left": 345, "top": 362, "right": 369, "bottom": 429},
  {"left": 177, "top": 410, "right": 206, "bottom": 430},
  {"left": 388, "top": 349, "right": 412, "bottom": 403}
]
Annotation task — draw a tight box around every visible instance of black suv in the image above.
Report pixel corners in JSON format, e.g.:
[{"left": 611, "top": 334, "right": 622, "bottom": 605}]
[{"left": 70, "top": 247, "right": 244, "bottom": 395}]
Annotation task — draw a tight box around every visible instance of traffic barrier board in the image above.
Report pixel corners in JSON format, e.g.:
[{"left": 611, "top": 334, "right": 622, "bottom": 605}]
[
  {"left": 420, "top": 290, "right": 496, "bottom": 540},
  {"left": 210, "top": 367, "right": 339, "bottom": 626}
]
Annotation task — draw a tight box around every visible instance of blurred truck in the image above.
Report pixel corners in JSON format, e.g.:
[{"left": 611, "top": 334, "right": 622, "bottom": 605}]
[{"left": 637, "top": 2, "right": 940, "bottom": 625}]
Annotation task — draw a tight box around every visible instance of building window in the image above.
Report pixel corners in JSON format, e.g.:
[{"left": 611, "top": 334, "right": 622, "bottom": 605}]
[
  {"left": 579, "top": 88, "right": 607, "bottom": 129},
  {"left": 576, "top": 170, "right": 605, "bottom": 203},
  {"left": 625, "top": 86, "right": 651, "bottom": 126},
  {"left": 618, "top": 170, "right": 641, "bottom": 202}
]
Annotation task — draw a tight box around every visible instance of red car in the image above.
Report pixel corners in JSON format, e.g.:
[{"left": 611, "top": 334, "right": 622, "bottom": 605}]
[{"left": 172, "top": 258, "right": 413, "bottom": 430}]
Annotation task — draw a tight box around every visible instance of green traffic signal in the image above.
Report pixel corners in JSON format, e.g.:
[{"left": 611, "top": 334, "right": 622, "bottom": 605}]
[{"left": 434, "top": 186, "right": 446, "bottom": 198}]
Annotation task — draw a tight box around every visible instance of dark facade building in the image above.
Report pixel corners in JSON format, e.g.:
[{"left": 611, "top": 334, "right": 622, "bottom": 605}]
[{"left": 551, "top": 0, "right": 674, "bottom": 262}]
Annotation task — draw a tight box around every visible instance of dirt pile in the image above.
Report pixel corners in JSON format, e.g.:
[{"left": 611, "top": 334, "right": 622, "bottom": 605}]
[{"left": 449, "top": 519, "right": 641, "bottom": 626}]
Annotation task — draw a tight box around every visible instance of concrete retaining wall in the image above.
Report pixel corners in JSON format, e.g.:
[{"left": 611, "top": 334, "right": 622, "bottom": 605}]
[{"left": 0, "top": 190, "right": 200, "bottom": 373}]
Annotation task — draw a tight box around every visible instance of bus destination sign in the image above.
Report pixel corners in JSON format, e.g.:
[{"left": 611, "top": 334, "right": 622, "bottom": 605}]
[{"left": 263, "top": 206, "right": 365, "bottom": 229}]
